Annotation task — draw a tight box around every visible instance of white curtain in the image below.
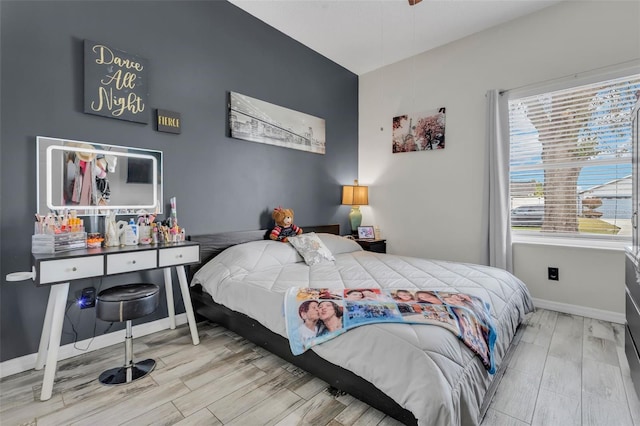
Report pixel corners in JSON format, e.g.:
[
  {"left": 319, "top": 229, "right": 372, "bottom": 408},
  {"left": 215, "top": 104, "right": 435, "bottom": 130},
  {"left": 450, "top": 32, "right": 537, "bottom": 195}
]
[{"left": 485, "top": 89, "right": 512, "bottom": 272}]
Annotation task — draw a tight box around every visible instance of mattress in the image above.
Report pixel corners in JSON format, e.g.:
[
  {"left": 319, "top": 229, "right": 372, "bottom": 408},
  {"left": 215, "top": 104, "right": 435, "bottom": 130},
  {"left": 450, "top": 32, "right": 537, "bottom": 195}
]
[{"left": 191, "top": 234, "right": 534, "bottom": 426}]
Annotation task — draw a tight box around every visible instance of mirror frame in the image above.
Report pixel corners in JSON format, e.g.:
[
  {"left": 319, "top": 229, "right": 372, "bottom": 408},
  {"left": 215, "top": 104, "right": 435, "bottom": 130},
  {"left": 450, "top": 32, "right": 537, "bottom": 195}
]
[{"left": 36, "top": 136, "right": 163, "bottom": 215}]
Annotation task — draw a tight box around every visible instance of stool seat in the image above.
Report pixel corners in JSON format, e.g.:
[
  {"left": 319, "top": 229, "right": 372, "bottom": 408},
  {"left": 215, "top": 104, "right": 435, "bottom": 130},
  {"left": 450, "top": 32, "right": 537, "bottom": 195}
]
[
  {"left": 96, "top": 283, "right": 160, "bottom": 322},
  {"left": 95, "top": 283, "right": 160, "bottom": 386}
]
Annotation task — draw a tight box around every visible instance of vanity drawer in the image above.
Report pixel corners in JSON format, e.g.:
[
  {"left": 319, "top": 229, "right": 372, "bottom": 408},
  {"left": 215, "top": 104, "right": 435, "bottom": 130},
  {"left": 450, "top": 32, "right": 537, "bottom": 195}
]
[
  {"left": 159, "top": 245, "right": 199, "bottom": 267},
  {"left": 107, "top": 250, "right": 157, "bottom": 274},
  {"left": 39, "top": 256, "right": 104, "bottom": 284}
]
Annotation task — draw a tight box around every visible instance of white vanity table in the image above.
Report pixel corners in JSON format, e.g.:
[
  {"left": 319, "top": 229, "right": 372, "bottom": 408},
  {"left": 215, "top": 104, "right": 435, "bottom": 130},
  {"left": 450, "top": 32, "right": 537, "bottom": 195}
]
[
  {"left": 26, "top": 241, "right": 201, "bottom": 401},
  {"left": 15, "top": 136, "right": 201, "bottom": 400}
]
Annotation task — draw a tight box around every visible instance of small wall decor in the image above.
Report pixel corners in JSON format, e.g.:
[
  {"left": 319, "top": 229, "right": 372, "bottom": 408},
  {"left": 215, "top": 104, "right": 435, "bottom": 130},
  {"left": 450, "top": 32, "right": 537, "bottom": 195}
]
[
  {"left": 156, "top": 109, "right": 181, "bottom": 134},
  {"left": 229, "top": 92, "right": 326, "bottom": 154},
  {"left": 84, "top": 40, "right": 149, "bottom": 124},
  {"left": 392, "top": 107, "right": 446, "bottom": 153}
]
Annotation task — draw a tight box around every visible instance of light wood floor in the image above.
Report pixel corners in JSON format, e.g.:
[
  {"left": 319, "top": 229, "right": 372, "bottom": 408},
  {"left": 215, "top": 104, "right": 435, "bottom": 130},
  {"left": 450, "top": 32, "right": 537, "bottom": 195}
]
[{"left": 1, "top": 308, "right": 639, "bottom": 425}]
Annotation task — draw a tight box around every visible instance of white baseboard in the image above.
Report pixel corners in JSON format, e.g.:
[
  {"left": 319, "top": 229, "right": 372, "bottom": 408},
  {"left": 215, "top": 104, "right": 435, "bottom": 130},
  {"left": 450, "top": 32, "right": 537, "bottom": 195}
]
[
  {"left": 533, "top": 298, "right": 625, "bottom": 324},
  {"left": 0, "top": 314, "right": 188, "bottom": 379}
]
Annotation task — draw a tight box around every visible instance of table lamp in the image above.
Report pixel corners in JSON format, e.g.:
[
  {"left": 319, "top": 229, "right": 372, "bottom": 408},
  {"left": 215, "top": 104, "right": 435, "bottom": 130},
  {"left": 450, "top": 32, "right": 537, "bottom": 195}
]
[{"left": 342, "top": 179, "right": 369, "bottom": 234}]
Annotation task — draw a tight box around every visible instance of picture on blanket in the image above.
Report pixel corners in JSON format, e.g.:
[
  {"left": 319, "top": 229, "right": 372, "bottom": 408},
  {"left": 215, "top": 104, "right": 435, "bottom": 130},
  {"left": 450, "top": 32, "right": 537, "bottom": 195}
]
[
  {"left": 292, "top": 299, "right": 347, "bottom": 351},
  {"left": 285, "top": 288, "right": 498, "bottom": 373},
  {"left": 296, "top": 288, "right": 343, "bottom": 301}
]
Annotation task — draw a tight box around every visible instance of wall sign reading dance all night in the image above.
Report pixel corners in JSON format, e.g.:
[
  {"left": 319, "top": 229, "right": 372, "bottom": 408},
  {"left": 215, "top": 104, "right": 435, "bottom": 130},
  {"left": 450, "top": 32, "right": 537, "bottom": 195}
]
[{"left": 83, "top": 40, "right": 149, "bottom": 124}]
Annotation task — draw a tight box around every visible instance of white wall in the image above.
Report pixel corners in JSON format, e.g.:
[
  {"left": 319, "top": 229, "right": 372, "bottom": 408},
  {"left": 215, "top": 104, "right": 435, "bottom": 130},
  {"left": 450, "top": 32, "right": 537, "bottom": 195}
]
[
  {"left": 513, "top": 242, "right": 625, "bottom": 322},
  {"left": 359, "top": 1, "right": 640, "bottom": 319}
]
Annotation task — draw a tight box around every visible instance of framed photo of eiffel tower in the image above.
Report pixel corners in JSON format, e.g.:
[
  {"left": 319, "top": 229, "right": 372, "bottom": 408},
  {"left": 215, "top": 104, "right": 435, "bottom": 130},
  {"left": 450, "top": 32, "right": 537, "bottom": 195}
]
[{"left": 392, "top": 108, "right": 446, "bottom": 153}]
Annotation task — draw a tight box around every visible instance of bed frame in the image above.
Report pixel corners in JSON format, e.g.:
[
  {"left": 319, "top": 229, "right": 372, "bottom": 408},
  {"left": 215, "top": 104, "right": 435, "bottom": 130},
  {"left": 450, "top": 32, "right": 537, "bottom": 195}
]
[{"left": 187, "top": 225, "right": 519, "bottom": 425}]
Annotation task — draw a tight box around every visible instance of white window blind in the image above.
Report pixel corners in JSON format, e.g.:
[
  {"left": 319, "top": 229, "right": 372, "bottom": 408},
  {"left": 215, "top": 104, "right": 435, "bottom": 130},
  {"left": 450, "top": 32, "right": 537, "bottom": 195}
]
[{"left": 508, "top": 74, "right": 640, "bottom": 240}]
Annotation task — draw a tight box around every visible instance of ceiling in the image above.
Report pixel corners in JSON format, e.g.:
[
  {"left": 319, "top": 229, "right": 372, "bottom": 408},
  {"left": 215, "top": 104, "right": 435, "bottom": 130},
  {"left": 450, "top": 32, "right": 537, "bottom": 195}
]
[{"left": 228, "top": 0, "right": 563, "bottom": 75}]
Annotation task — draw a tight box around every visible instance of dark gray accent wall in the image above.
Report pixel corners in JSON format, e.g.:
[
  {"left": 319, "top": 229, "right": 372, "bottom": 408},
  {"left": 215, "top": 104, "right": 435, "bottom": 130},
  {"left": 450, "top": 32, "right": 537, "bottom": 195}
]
[{"left": 0, "top": 1, "right": 358, "bottom": 362}]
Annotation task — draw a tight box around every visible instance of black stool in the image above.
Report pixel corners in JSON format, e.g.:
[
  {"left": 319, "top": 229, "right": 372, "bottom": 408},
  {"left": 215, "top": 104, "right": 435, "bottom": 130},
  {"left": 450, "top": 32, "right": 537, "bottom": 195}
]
[{"left": 96, "top": 283, "right": 160, "bottom": 385}]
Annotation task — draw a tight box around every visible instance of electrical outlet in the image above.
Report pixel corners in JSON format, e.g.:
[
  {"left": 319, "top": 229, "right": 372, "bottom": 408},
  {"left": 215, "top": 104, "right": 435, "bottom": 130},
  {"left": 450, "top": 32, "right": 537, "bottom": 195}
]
[
  {"left": 548, "top": 267, "right": 559, "bottom": 281},
  {"left": 79, "top": 287, "right": 96, "bottom": 309}
]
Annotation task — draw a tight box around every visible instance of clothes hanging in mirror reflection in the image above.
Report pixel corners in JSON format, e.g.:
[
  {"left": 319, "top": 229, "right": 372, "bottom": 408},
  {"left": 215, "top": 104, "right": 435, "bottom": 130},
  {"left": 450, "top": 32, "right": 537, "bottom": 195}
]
[
  {"left": 94, "top": 156, "right": 112, "bottom": 204},
  {"left": 64, "top": 152, "right": 114, "bottom": 207}
]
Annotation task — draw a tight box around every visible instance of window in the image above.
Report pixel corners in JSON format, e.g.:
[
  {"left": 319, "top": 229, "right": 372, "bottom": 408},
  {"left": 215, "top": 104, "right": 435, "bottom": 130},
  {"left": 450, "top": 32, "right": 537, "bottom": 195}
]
[{"left": 508, "top": 73, "right": 640, "bottom": 241}]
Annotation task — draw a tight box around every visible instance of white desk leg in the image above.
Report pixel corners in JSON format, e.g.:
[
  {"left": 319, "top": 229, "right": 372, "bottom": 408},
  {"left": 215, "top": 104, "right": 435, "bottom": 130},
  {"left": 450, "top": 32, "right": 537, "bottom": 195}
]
[
  {"left": 163, "top": 268, "right": 176, "bottom": 329},
  {"left": 40, "top": 282, "right": 69, "bottom": 401},
  {"left": 35, "top": 286, "right": 59, "bottom": 370},
  {"left": 175, "top": 266, "right": 200, "bottom": 345}
]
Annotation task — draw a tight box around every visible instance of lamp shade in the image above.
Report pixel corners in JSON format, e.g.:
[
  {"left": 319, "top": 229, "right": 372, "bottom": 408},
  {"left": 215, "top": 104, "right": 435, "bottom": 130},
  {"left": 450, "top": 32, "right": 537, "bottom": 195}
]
[{"left": 342, "top": 181, "right": 368, "bottom": 206}]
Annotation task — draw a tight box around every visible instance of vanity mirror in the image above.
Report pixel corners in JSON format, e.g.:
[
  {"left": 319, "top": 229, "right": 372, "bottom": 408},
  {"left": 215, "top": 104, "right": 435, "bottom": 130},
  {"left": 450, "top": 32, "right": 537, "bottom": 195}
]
[{"left": 36, "top": 136, "right": 163, "bottom": 215}]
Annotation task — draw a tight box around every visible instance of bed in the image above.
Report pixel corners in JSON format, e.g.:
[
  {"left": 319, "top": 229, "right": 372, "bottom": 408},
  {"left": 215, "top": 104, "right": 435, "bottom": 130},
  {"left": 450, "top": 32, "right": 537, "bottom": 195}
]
[{"left": 188, "top": 225, "right": 534, "bottom": 425}]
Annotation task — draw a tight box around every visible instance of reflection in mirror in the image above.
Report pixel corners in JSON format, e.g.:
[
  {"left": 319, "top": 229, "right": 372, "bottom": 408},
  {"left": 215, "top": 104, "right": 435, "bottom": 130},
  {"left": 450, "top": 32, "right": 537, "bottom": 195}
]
[{"left": 37, "top": 136, "right": 163, "bottom": 215}]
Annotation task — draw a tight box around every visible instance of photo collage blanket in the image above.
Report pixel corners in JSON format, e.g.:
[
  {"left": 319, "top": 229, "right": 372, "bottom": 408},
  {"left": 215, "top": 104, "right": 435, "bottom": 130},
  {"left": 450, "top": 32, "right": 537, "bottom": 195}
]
[{"left": 285, "top": 287, "right": 498, "bottom": 373}]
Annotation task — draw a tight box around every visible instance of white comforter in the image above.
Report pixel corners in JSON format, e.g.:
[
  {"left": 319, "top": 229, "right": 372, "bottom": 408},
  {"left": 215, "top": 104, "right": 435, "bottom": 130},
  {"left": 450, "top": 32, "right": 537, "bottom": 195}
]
[{"left": 192, "top": 234, "right": 534, "bottom": 426}]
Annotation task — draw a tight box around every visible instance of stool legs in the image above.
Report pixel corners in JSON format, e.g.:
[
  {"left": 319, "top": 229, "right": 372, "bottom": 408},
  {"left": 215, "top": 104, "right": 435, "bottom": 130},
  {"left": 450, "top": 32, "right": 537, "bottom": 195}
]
[
  {"left": 98, "top": 320, "right": 156, "bottom": 386},
  {"left": 125, "top": 321, "right": 133, "bottom": 382}
]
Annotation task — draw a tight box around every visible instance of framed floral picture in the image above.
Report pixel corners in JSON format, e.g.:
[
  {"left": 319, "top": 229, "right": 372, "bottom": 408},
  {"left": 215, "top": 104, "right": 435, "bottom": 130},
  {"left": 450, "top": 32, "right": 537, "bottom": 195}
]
[{"left": 392, "top": 107, "right": 446, "bottom": 153}]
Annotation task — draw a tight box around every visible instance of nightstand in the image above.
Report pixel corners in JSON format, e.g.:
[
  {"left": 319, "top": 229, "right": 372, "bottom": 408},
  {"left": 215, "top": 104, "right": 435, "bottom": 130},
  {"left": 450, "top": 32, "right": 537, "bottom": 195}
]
[{"left": 355, "top": 239, "right": 386, "bottom": 253}]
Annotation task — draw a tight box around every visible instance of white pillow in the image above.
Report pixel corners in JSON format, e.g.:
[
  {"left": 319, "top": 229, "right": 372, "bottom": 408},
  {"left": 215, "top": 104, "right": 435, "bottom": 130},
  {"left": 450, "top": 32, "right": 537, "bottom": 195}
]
[
  {"left": 316, "top": 233, "right": 363, "bottom": 255},
  {"left": 288, "top": 232, "right": 335, "bottom": 266}
]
